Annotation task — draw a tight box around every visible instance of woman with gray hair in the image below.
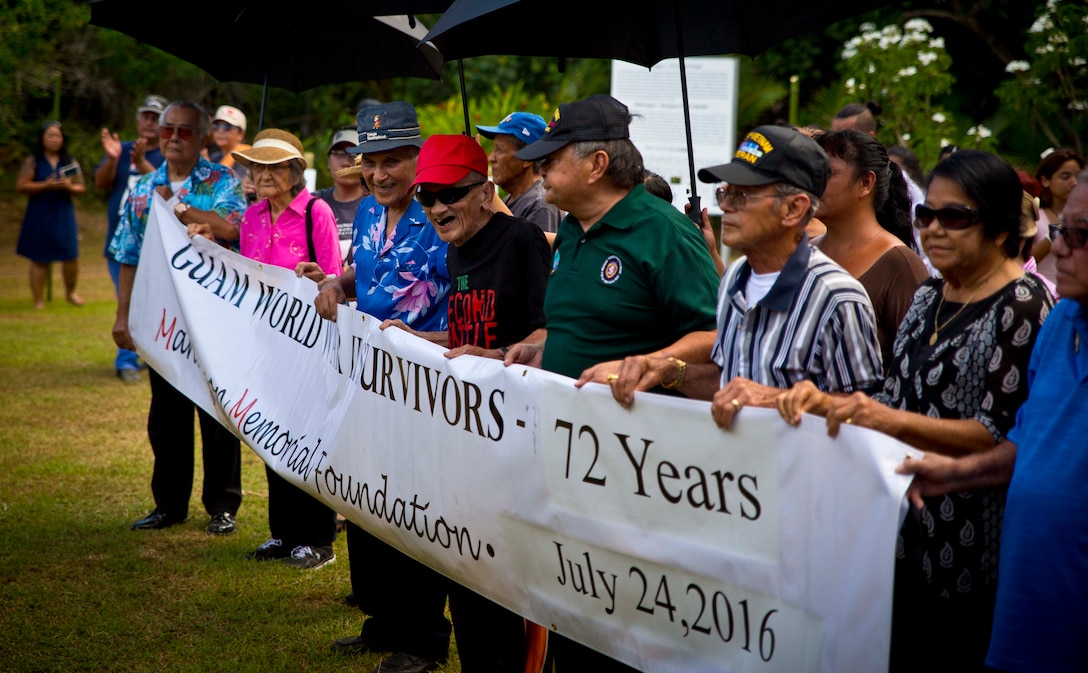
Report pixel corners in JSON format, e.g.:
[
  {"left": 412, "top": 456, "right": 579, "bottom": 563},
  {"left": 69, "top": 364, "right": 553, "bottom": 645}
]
[{"left": 222, "top": 128, "right": 342, "bottom": 568}]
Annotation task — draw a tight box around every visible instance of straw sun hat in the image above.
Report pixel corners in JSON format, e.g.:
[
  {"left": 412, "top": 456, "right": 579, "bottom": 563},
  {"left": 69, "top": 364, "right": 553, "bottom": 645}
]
[
  {"left": 336, "top": 155, "right": 366, "bottom": 179},
  {"left": 231, "top": 129, "right": 307, "bottom": 168}
]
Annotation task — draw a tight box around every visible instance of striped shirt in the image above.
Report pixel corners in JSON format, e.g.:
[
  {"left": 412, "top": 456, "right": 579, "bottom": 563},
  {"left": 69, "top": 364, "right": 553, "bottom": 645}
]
[{"left": 712, "top": 239, "right": 883, "bottom": 393}]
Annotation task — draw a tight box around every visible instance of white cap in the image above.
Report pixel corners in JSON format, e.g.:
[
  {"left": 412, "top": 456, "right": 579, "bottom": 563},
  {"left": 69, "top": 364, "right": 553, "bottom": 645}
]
[{"left": 212, "top": 105, "right": 247, "bottom": 132}]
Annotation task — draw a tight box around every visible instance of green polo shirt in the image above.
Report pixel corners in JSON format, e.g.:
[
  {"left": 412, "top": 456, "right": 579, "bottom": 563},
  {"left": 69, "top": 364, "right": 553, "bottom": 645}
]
[{"left": 542, "top": 184, "right": 719, "bottom": 378}]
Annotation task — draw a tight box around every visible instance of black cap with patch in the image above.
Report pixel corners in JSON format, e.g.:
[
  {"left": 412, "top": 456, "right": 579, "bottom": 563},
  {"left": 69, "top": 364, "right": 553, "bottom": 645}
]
[
  {"left": 698, "top": 125, "right": 829, "bottom": 196},
  {"left": 515, "top": 94, "right": 630, "bottom": 161}
]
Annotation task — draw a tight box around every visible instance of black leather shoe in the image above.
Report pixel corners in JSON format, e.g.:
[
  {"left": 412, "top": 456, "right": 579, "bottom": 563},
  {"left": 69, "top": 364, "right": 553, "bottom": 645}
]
[
  {"left": 331, "top": 634, "right": 381, "bottom": 655},
  {"left": 374, "top": 653, "right": 438, "bottom": 673},
  {"left": 206, "top": 511, "right": 236, "bottom": 535},
  {"left": 131, "top": 509, "right": 186, "bottom": 530}
]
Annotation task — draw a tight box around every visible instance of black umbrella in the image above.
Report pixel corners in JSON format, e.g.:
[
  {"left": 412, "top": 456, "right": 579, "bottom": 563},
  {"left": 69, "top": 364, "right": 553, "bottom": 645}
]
[
  {"left": 424, "top": 0, "right": 891, "bottom": 220},
  {"left": 89, "top": 0, "right": 448, "bottom": 128}
]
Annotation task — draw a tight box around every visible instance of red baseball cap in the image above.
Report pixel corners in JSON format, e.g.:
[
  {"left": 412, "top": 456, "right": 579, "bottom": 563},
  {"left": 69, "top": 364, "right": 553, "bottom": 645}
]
[{"left": 412, "top": 135, "right": 489, "bottom": 187}]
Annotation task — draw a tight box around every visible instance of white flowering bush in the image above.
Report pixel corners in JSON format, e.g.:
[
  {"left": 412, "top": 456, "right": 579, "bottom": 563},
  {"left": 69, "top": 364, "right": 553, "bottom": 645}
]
[
  {"left": 997, "top": 0, "right": 1088, "bottom": 152},
  {"left": 838, "top": 19, "right": 957, "bottom": 167}
]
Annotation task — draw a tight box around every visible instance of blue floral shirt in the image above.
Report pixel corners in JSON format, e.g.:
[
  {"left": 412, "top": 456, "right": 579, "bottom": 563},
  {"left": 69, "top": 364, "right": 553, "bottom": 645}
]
[
  {"left": 109, "top": 156, "right": 245, "bottom": 265},
  {"left": 352, "top": 196, "right": 449, "bottom": 330}
]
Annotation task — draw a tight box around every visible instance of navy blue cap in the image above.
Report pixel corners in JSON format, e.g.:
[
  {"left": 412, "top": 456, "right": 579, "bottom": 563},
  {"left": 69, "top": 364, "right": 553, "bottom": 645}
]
[{"left": 349, "top": 101, "right": 424, "bottom": 155}]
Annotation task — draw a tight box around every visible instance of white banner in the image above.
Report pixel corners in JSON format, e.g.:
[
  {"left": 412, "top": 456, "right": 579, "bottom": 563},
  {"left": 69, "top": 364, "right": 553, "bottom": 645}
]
[{"left": 131, "top": 197, "right": 915, "bottom": 673}]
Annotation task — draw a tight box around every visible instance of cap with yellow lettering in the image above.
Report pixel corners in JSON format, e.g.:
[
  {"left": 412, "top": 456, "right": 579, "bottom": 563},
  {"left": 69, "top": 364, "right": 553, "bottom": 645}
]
[{"left": 698, "top": 125, "right": 829, "bottom": 196}]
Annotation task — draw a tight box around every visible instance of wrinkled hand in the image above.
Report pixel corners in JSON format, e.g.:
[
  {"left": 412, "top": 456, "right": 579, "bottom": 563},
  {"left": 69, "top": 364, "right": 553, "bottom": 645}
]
[
  {"left": 315, "top": 283, "right": 346, "bottom": 322},
  {"left": 503, "top": 343, "right": 542, "bottom": 369},
  {"left": 711, "top": 377, "right": 776, "bottom": 430},
  {"left": 186, "top": 222, "right": 213, "bottom": 241},
  {"left": 131, "top": 138, "right": 147, "bottom": 164},
  {"left": 776, "top": 380, "right": 831, "bottom": 426},
  {"left": 155, "top": 184, "right": 173, "bottom": 201},
  {"left": 295, "top": 261, "right": 326, "bottom": 283},
  {"left": 379, "top": 318, "right": 420, "bottom": 337},
  {"left": 896, "top": 453, "right": 957, "bottom": 509},
  {"left": 445, "top": 345, "right": 500, "bottom": 360},
  {"left": 100, "top": 128, "right": 122, "bottom": 160},
  {"left": 825, "top": 392, "right": 883, "bottom": 437},
  {"left": 112, "top": 317, "right": 134, "bottom": 351},
  {"left": 576, "top": 355, "right": 670, "bottom": 408}
]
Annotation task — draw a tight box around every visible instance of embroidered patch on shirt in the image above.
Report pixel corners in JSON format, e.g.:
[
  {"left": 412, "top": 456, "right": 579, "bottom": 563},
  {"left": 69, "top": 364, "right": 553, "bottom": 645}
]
[{"left": 600, "top": 255, "right": 622, "bottom": 284}]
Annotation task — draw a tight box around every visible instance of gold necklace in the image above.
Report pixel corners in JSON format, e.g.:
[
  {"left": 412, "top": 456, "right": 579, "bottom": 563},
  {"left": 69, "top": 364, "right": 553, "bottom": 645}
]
[{"left": 930, "top": 271, "right": 997, "bottom": 346}]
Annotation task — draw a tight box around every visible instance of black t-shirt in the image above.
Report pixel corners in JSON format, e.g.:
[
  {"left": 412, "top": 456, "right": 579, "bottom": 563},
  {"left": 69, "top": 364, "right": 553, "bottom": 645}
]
[{"left": 446, "top": 212, "right": 550, "bottom": 349}]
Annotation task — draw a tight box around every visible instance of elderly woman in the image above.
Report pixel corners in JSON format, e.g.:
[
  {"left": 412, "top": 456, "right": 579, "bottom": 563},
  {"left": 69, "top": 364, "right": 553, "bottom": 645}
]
[
  {"left": 813, "top": 130, "right": 929, "bottom": 369},
  {"left": 776, "top": 150, "right": 1054, "bottom": 672},
  {"left": 195, "top": 128, "right": 342, "bottom": 569}
]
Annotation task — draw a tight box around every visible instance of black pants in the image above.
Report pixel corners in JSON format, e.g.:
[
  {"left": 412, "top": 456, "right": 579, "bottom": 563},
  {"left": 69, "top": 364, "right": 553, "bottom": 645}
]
[
  {"left": 147, "top": 368, "right": 242, "bottom": 520},
  {"left": 265, "top": 465, "right": 336, "bottom": 547},
  {"left": 347, "top": 522, "right": 451, "bottom": 663},
  {"left": 448, "top": 583, "right": 526, "bottom": 673}
]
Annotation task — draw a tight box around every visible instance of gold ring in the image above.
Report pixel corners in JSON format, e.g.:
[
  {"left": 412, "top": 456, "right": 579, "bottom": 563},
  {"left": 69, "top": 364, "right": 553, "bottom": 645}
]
[
  {"left": 845, "top": 418, "right": 853, "bottom": 425},
  {"left": 731, "top": 398, "right": 741, "bottom": 410},
  {"left": 606, "top": 374, "right": 619, "bottom": 382}
]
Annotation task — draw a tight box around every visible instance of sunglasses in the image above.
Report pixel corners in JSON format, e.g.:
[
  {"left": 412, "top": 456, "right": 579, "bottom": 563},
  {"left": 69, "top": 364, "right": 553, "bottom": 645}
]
[
  {"left": 328, "top": 150, "right": 352, "bottom": 160},
  {"left": 159, "top": 125, "right": 197, "bottom": 141},
  {"left": 914, "top": 204, "right": 982, "bottom": 230},
  {"left": 1052, "top": 217, "right": 1088, "bottom": 249},
  {"left": 211, "top": 121, "right": 238, "bottom": 132},
  {"left": 416, "top": 182, "right": 485, "bottom": 208}
]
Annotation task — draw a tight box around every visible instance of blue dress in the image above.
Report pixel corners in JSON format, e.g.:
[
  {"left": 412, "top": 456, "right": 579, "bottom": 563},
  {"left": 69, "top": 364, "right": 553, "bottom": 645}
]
[{"left": 16, "top": 155, "right": 79, "bottom": 262}]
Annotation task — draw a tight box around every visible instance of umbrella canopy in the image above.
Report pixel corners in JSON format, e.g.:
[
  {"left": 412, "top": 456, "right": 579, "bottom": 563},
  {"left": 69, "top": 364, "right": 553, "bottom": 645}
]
[
  {"left": 424, "top": 0, "right": 889, "bottom": 65},
  {"left": 89, "top": 1, "right": 447, "bottom": 92},
  {"left": 424, "top": 0, "right": 892, "bottom": 220}
]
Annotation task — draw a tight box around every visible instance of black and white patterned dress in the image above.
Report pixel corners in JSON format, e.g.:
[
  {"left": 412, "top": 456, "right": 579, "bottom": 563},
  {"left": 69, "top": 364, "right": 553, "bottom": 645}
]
[{"left": 881, "top": 274, "right": 1053, "bottom": 671}]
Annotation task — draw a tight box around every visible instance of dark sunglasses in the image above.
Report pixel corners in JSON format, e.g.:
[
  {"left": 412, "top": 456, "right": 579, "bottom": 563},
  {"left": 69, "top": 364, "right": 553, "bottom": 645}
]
[
  {"left": 159, "top": 125, "right": 197, "bottom": 141},
  {"left": 416, "top": 182, "right": 485, "bottom": 208},
  {"left": 1052, "top": 218, "right": 1088, "bottom": 249},
  {"left": 914, "top": 204, "right": 982, "bottom": 230},
  {"left": 211, "top": 121, "right": 238, "bottom": 132}
]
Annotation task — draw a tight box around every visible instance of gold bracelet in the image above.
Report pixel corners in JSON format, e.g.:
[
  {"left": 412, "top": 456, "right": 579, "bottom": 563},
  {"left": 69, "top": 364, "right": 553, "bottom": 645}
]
[{"left": 662, "top": 356, "right": 686, "bottom": 389}]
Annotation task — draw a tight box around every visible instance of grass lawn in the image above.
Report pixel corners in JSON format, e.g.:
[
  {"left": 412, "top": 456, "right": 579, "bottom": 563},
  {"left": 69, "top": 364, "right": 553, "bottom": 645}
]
[{"left": 0, "top": 194, "right": 461, "bottom": 673}]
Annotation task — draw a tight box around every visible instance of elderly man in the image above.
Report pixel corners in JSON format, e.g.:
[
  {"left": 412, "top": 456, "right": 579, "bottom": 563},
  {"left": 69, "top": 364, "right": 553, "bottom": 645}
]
[
  {"left": 507, "top": 93, "right": 720, "bottom": 673},
  {"left": 596, "top": 126, "right": 883, "bottom": 431},
  {"left": 899, "top": 174, "right": 1088, "bottom": 673},
  {"left": 476, "top": 111, "right": 560, "bottom": 234},
  {"left": 315, "top": 102, "right": 452, "bottom": 673},
  {"left": 95, "top": 94, "right": 167, "bottom": 383},
  {"left": 110, "top": 101, "right": 246, "bottom": 535},
  {"left": 381, "top": 133, "right": 550, "bottom": 673}
]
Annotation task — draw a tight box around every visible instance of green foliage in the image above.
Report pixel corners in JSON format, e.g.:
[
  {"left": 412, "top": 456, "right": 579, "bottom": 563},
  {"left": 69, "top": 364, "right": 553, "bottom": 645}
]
[
  {"left": 415, "top": 82, "right": 553, "bottom": 139},
  {"left": 838, "top": 19, "right": 957, "bottom": 168},
  {"left": 0, "top": 0, "right": 88, "bottom": 158},
  {"left": 735, "top": 60, "right": 789, "bottom": 133},
  {"left": 996, "top": 0, "right": 1088, "bottom": 156}
]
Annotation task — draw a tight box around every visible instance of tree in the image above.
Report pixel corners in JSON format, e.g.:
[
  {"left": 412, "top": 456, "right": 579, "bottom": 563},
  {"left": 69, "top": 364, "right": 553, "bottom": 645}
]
[{"left": 996, "top": 0, "right": 1088, "bottom": 156}]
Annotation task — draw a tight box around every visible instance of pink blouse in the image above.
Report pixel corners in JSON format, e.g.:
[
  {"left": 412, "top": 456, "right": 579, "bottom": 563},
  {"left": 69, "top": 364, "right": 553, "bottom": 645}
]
[{"left": 239, "top": 187, "right": 343, "bottom": 276}]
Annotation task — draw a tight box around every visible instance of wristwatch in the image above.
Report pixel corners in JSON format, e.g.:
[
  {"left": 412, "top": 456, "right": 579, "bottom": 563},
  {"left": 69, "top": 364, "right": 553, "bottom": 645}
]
[{"left": 173, "top": 202, "right": 190, "bottom": 220}]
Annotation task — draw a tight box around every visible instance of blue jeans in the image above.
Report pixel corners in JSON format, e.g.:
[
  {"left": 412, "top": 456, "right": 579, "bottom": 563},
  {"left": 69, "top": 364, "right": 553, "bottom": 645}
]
[{"left": 107, "top": 257, "right": 140, "bottom": 371}]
